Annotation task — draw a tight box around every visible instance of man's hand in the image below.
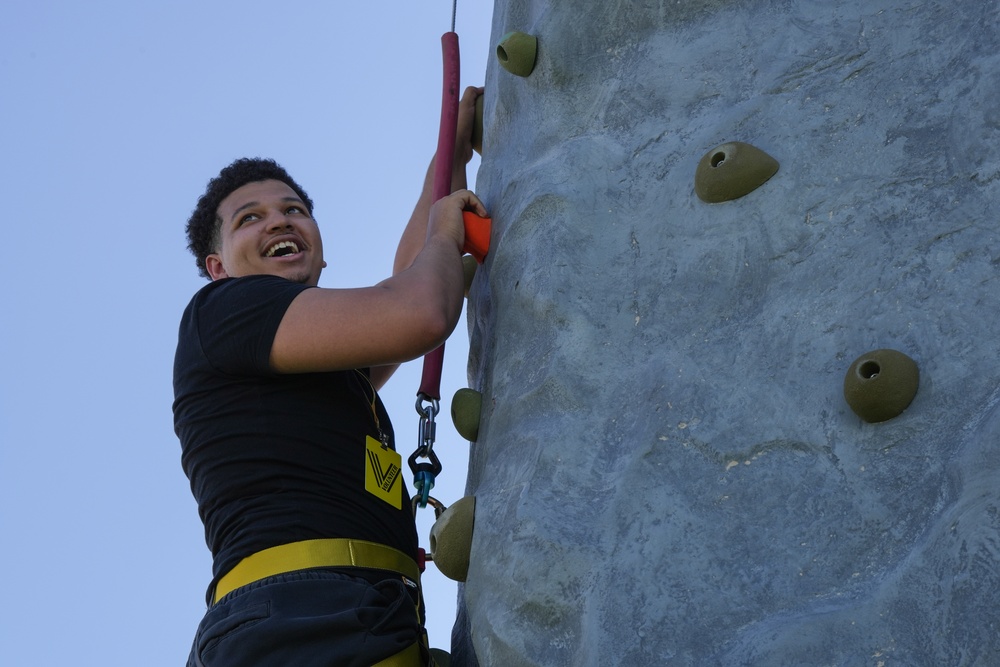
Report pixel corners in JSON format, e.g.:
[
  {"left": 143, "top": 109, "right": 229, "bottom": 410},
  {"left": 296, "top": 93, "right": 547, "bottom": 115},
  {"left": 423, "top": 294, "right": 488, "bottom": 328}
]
[
  {"left": 427, "top": 188, "right": 488, "bottom": 254},
  {"left": 452, "top": 86, "right": 484, "bottom": 188}
]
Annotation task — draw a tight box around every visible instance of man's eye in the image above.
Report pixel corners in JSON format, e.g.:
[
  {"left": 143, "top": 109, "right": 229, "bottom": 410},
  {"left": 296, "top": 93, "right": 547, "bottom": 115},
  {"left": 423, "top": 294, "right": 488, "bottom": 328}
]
[
  {"left": 286, "top": 206, "right": 304, "bottom": 215},
  {"left": 239, "top": 213, "right": 258, "bottom": 225}
]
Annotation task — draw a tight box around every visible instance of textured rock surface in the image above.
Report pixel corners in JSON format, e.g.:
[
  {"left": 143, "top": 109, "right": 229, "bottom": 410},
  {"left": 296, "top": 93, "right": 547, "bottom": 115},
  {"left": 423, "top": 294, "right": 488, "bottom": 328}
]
[{"left": 456, "top": 1, "right": 1000, "bottom": 664}]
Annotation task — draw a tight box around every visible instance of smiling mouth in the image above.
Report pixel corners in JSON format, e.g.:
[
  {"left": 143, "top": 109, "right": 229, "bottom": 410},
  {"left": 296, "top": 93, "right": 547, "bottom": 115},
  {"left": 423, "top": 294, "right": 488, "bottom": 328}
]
[{"left": 265, "top": 240, "right": 300, "bottom": 257}]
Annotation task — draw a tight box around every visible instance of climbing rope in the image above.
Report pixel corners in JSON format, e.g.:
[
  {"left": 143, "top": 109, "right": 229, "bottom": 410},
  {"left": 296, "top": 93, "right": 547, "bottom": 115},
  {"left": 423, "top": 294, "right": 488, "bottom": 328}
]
[{"left": 410, "top": 3, "right": 462, "bottom": 510}]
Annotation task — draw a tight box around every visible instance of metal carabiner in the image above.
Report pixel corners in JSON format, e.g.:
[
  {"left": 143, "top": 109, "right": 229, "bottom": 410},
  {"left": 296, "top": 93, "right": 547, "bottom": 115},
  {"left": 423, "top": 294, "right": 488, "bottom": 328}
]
[
  {"left": 411, "top": 395, "right": 442, "bottom": 508},
  {"left": 415, "top": 395, "right": 440, "bottom": 456}
]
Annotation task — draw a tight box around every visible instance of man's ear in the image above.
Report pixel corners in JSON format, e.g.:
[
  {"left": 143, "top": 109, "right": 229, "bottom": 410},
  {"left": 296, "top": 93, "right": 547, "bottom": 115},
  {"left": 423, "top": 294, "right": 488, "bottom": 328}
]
[{"left": 205, "top": 254, "right": 229, "bottom": 281}]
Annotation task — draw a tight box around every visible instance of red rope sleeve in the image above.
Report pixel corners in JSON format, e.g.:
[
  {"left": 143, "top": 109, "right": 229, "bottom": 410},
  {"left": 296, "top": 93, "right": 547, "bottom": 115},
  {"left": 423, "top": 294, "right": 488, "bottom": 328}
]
[{"left": 418, "top": 32, "right": 461, "bottom": 401}]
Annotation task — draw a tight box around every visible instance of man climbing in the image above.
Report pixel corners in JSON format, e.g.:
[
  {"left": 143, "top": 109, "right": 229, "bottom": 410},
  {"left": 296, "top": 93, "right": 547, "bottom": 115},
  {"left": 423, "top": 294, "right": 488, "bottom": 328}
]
[{"left": 174, "top": 87, "right": 485, "bottom": 667}]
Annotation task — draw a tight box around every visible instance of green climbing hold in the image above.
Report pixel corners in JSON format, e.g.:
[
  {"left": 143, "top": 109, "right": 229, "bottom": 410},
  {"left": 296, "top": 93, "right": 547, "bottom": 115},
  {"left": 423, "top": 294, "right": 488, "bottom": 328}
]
[
  {"left": 843, "top": 349, "right": 919, "bottom": 423},
  {"left": 694, "top": 141, "right": 779, "bottom": 203},
  {"left": 497, "top": 31, "right": 537, "bottom": 77},
  {"left": 451, "top": 387, "right": 482, "bottom": 441},
  {"left": 429, "top": 495, "right": 476, "bottom": 583}
]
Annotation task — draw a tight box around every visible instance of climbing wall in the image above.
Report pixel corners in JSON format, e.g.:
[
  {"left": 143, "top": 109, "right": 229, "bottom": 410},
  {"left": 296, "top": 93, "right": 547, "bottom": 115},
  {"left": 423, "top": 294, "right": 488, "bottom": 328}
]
[{"left": 455, "top": 0, "right": 1000, "bottom": 664}]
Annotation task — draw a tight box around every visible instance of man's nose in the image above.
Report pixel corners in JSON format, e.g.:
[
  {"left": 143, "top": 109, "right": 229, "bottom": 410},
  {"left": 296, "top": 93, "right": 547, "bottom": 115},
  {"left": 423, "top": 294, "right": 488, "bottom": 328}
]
[{"left": 267, "top": 212, "right": 294, "bottom": 231}]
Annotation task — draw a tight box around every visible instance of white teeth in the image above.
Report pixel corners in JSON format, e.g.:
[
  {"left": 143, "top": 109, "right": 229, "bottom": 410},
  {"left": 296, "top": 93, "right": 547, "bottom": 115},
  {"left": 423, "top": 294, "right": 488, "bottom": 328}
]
[{"left": 265, "top": 240, "right": 300, "bottom": 257}]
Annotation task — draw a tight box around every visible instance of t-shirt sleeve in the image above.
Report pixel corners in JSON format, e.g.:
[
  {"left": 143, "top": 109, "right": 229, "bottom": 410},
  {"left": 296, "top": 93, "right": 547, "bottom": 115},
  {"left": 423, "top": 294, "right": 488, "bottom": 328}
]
[{"left": 189, "top": 275, "right": 313, "bottom": 375}]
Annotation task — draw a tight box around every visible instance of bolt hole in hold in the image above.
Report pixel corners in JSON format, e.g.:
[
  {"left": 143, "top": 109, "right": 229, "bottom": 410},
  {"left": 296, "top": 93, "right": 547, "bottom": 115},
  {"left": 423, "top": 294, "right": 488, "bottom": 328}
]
[
  {"left": 497, "top": 45, "right": 509, "bottom": 62},
  {"left": 711, "top": 151, "right": 727, "bottom": 168},
  {"left": 858, "top": 360, "right": 881, "bottom": 379}
]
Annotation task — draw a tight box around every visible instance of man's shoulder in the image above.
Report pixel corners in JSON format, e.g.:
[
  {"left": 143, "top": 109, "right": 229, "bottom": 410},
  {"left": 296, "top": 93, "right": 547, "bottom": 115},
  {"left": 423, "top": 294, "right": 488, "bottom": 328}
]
[
  {"left": 193, "top": 274, "right": 302, "bottom": 295},
  {"left": 187, "top": 275, "right": 312, "bottom": 309},
  {"left": 176, "top": 276, "right": 312, "bottom": 378}
]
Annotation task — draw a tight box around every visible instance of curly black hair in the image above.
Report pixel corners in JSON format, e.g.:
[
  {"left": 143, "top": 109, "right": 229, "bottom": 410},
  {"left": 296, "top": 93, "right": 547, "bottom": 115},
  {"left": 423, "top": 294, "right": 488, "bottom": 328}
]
[{"left": 186, "top": 157, "right": 315, "bottom": 279}]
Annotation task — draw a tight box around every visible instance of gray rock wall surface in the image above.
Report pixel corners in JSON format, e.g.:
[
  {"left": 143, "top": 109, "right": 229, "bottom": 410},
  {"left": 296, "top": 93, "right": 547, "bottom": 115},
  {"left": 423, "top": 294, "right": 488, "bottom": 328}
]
[{"left": 456, "top": 1, "right": 1000, "bottom": 664}]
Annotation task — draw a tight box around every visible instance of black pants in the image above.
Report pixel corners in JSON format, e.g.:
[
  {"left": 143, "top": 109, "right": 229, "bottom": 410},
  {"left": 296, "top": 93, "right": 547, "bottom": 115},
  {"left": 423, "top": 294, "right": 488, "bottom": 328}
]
[{"left": 188, "top": 568, "right": 422, "bottom": 667}]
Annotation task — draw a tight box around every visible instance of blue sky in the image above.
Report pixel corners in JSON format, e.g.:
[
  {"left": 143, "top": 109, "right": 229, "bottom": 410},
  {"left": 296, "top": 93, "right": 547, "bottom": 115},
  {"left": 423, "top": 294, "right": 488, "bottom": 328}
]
[{"left": 0, "top": 2, "right": 493, "bottom": 663}]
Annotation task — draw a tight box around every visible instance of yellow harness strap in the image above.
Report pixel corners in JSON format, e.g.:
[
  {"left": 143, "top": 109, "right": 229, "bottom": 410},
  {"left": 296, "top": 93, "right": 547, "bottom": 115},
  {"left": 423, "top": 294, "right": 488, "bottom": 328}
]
[
  {"left": 371, "top": 642, "right": 423, "bottom": 667},
  {"left": 213, "top": 538, "right": 421, "bottom": 604}
]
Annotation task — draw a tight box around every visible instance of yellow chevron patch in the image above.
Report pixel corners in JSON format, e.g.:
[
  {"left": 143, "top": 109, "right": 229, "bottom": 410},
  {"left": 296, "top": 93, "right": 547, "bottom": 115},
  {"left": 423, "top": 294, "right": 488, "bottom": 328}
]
[{"left": 364, "top": 435, "right": 402, "bottom": 509}]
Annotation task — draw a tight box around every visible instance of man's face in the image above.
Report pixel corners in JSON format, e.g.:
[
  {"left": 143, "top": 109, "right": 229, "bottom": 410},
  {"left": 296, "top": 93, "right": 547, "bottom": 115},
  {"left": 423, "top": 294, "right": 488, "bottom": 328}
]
[{"left": 206, "top": 179, "right": 326, "bottom": 286}]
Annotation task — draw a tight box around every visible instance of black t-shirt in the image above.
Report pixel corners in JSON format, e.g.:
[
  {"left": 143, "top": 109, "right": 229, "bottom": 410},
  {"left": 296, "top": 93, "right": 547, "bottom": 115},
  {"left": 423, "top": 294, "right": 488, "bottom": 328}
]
[{"left": 172, "top": 275, "right": 418, "bottom": 596}]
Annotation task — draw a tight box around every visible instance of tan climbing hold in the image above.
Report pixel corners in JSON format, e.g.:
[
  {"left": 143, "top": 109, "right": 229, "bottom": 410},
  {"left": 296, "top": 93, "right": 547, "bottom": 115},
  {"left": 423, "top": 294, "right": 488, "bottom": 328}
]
[
  {"left": 694, "top": 141, "right": 779, "bottom": 203},
  {"left": 843, "top": 348, "right": 919, "bottom": 423},
  {"left": 497, "top": 31, "right": 537, "bottom": 77},
  {"left": 429, "top": 496, "right": 476, "bottom": 583},
  {"left": 451, "top": 388, "right": 483, "bottom": 441}
]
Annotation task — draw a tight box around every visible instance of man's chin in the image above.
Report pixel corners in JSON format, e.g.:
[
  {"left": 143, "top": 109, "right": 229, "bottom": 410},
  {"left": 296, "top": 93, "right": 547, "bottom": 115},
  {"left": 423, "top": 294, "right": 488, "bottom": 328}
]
[
  {"left": 284, "top": 269, "right": 320, "bottom": 286},
  {"left": 250, "top": 260, "right": 319, "bottom": 286},
  {"left": 282, "top": 271, "right": 313, "bottom": 285}
]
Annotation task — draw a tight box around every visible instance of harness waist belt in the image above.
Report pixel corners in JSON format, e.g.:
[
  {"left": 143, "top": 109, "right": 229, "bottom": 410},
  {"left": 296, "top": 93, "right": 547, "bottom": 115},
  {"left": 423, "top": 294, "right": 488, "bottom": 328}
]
[{"left": 214, "top": 538, "right": 420, "bottom": 604}]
